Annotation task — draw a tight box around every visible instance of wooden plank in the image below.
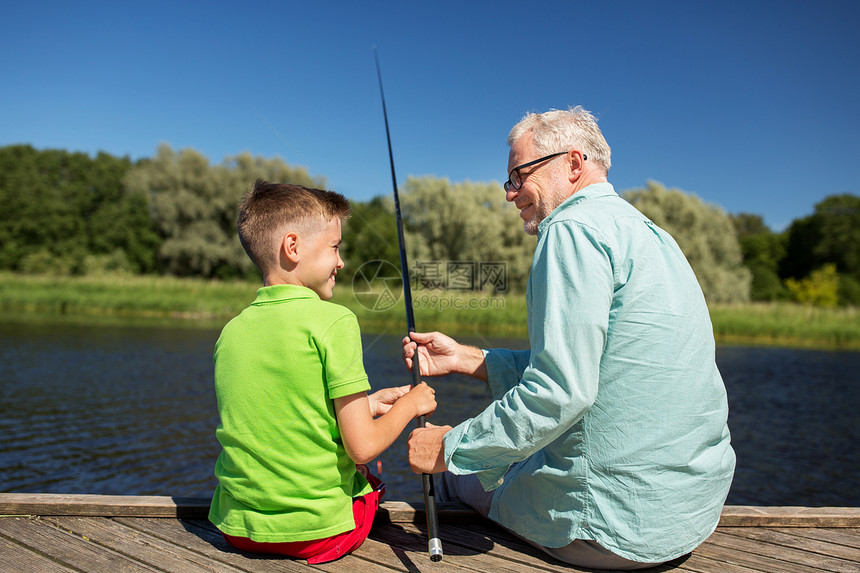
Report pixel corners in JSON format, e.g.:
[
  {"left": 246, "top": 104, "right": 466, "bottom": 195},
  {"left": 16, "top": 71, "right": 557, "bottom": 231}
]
[
  {"left": 382, "top": 522, "right": 527, "bottom": 572},
  {"left": 439, "top": 521, "right": 753, "bottom": 573},
  {"left": 0, "top": 493, "right": 475, "bottom": 523},
  {"left": 667, "top": 550, "right": 765, "bottom": 573},
  {"left": 120, "top": 516, "right": 396, "bottom": 573},
  {"left": 340, "top": 533, "right": 461, "bottom": 572},
  {"left": 4, "top": 513, "right": 855, "bottom": 573},
  {"left": 693, "top": 535, "right": 826, "bottom": 573},
  {"left": 115, "top": 517, "right": 324, "bottom": 572},
  {"left": 0, "top": 493, "right": 209, "bottom": 518},
  {"left": 438, "top": 521, "right": 589, "bottom": 572},
  {"left": 0, "top": 516, "right": 155, "bottom": 572},
  {"left": 720, "top": 506, "right": 860, "bottom": 527},
  {"left": 377, "top": 500, "right": 480, "bottom": 524},
  {"left": 720, "top": 526, "right": 860, "bottom": 563},
  {"left": 46, "top": 516, "right": 250, "bottom": 573},
  {"left": 3, "top": 494, "right": 859, "bottom": 527},
  {"left": 706, "top": 530, "right": 859, "bottom": 572},
  {"left": 441, "top": 517, "right": 524, "bottom": 544},
  {"left": 0, "top": 533, "right": 79, "bottom": 573},
  {"left": 384, "top": 502, "right": 860, "bottom": 528},
  {"left": 2, "top": 494, "right": 860, "bottom": 573},
  {"left": 373, "top": 522, "right": 543, "bottom": 573},
  {"left": 437, "top": 517, "right": 768, "bottom": 573},
  {"left": 772, "top": 527, "right": 860, "bottom": 550},
  {"left": 392, "top": 503, "right": 860, "bottom": 527}
]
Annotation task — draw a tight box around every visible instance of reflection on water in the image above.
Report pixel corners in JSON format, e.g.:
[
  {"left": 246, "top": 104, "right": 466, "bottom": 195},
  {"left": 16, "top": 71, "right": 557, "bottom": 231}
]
[
  {"left": 0, "top": 320, "right": 857, "bottom": 507},
  {"left": 717, "top": 346, "right": 860, "bottom": 506},
  {"left": 0, "top": 321, "right": 220, "bottom": 496}
]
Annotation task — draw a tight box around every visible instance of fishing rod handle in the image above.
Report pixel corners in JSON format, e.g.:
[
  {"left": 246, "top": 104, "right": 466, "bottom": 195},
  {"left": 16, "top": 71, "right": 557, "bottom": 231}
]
[
  {"left": 423, "top": 469, "right": 442, "bottom": 561},
  {"left": 429, "top": 537, "right": 443, "bottom": 561}
]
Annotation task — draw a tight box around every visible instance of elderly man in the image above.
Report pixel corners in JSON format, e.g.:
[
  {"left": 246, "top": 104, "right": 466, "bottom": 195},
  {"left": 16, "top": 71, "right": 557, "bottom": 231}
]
[{"left": 402, "top": 107, "right": 735, "bottom": 570}]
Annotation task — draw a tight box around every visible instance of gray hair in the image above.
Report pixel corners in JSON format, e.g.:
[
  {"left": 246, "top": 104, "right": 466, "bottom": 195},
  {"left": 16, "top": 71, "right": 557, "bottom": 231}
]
[{"left": 507, "top": 106, "right": 611, "bottom": 175}]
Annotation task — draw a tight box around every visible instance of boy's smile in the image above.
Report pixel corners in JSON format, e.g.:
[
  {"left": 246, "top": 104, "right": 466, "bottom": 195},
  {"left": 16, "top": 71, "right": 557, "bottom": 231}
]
[{"left": 296, "top": 217, "right": 345, "bottom": 300}]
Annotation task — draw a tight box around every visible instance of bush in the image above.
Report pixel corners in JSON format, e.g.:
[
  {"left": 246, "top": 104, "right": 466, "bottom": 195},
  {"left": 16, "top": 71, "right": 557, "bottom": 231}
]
[
  {"left": 749, "top": 264, "right": 788, "bottom": 301},
  {"left": 19, "top": 249, "right": 73, "bottom": 276},
  {"left": 81, "top": 250, "right": 135, "bottom": 276},
  {"left": 785, "top": 264, "right": 840, "bottom": 307},
  {"left": 838, "top": 274, "right": 860, "bottom": 306}
]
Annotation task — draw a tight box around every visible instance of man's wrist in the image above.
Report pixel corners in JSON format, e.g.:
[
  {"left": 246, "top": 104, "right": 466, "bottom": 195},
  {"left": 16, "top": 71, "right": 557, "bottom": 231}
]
[{"left": 458, "top": 345, "right": 488, "bottom": 380}]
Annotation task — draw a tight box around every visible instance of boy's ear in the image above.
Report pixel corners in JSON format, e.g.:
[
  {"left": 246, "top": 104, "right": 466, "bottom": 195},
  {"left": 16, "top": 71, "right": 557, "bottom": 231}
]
[{"left": 281, "top": 231, "right": 301, "bottom": 264}]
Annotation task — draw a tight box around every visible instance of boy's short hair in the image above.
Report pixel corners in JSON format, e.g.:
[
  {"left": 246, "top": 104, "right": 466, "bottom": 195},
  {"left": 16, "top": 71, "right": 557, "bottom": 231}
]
[{"left": 238, "top": 179, "right": 351, "bottom": 273}]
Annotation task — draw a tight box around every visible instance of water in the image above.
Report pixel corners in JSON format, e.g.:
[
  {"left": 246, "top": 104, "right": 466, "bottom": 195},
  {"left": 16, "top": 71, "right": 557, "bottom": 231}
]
[{"left": 1, "top": 319, "right": 858, "bottom": 507}]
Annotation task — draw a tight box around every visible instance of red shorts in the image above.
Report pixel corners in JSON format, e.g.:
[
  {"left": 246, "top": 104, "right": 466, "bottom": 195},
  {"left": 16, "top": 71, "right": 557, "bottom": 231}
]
[{"left": 222, "top": 472, "right": 384, "bottom": 564}]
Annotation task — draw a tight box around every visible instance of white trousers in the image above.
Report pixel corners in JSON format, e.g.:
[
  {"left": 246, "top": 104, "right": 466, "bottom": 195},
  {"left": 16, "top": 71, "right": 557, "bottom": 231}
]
[{"left": 436, "top": 471, "right": 666, "bottom": 571}]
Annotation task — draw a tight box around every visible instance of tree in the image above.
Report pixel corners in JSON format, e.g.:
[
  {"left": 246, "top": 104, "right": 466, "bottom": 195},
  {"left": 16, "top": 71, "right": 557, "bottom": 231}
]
[
  {"left": 729, "top": 213, "right": 770, "bottom": 237},
  {"left": 0, "top": 145, "right": 156, "bottom": 274},
  {"left": 812, "top": 194, "right": 860, "bottom": 278},
  {"left": 730, "top": 213, "right": 787, "bottom": 301},
  {"left": 124, "top": 144, "right": 323, "bottom": 279},
  {"left": 86, "top": 152, "right": 161, "bottom": 273},
  {"left": 339, "top": 196, "right": 400, "bottom": 284},
  {"left": 624, "top": 181, "right": 751, "bottom": 303},
  {"left": 398, "top": 176, "right": 536, "bottom": 292},
  {"left": 781, "top": 193, "right": 860, "bottom": 305}
]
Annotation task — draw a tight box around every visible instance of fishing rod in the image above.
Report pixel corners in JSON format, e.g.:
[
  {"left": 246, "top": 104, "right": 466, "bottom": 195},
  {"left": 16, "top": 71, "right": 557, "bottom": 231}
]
[{"left": 373, "top": 47, "right": 443, "bottom": 563}]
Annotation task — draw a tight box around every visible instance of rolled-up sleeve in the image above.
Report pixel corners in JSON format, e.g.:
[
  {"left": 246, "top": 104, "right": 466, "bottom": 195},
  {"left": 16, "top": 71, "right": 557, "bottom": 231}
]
[
  {"left": 484, "top": 348, "right": 531, "bottom": 399},
  {"left": 443, "top": 220, "right": 613, "bottom": 491}
]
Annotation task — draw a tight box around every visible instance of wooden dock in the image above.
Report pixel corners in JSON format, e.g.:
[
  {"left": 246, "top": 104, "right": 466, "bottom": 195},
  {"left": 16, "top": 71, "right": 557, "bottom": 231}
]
[{"left": 0, "top": 494, "right": 858, "bottom": 572}]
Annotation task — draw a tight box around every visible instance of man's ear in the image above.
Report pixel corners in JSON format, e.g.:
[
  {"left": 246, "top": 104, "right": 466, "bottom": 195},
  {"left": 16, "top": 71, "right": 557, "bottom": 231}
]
[
  {"left": 281, "top": 231, "right": 300, "bottom": 264},
  {"left": 567, "top": 149, "right": 586, "bottom": 183}
]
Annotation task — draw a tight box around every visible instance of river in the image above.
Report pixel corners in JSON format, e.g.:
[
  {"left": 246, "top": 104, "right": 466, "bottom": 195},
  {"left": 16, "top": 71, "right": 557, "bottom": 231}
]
[{"left": 0, "top": 319, "right": 857, "bottom": 507}]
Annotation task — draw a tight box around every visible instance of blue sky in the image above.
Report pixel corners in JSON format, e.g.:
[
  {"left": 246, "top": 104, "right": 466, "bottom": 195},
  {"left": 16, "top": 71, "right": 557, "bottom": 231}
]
[{"left": 2, "top": 0, "right": 858, "bottom": 230}]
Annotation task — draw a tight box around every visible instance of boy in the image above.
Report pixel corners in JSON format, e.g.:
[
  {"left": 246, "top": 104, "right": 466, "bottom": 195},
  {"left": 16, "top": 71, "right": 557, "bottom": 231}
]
[{"left": 209, "top": 180, "right": 436, "bottom": 563}]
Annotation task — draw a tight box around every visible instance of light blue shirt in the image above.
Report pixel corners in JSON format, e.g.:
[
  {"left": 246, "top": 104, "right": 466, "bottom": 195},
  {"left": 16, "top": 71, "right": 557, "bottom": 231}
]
[{"left": 443, "top": 182, "right": 735, "bottom": 563}]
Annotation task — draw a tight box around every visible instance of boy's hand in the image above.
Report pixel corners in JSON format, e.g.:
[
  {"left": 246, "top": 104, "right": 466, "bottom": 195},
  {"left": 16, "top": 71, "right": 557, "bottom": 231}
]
[
  {"left": 403, "top": 381, "right": 437, "bottom": 418},
  {"left": 368, "top": 385, "right": 411, "bottom": 417}
]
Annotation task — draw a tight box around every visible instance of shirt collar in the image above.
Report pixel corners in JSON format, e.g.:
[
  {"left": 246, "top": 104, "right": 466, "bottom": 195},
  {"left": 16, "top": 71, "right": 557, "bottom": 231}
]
[
  {"left": 537, "top": 182, "right": 617, "bottom": 234},
  {"left": 252, "top": 283, "right": 320, "bottom": 305}
]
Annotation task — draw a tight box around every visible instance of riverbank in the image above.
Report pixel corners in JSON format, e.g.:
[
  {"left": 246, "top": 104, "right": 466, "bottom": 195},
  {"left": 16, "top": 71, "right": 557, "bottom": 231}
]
[{"left": 1, "top": 272, "right": 858, "bottom": 349}]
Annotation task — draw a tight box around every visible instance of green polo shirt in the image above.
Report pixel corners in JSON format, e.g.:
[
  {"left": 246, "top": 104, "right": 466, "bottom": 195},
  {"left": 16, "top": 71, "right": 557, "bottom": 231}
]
[{"left": 209, "top": 284, "right": 372, "bottom": 542}]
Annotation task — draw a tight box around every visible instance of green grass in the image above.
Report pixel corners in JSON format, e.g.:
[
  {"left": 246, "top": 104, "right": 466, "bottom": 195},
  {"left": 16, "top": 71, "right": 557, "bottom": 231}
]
[
  {"left": 0, "top": 272, "right": 257, "bottom": 326},
  {"left": 1, "top": 272, "right": 858, "bottom": 349},
  {"left": 332, "top": 289, "right": 528, "bottom": 337},
  {"left": 708, "top": 302, "right": 860, "bottom": 349}
]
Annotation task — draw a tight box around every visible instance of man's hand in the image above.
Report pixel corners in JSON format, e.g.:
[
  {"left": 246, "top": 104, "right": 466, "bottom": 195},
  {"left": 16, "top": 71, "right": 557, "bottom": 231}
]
[
  {"left": 408, "top": 422, "right": 452, "bottom": 474},
  {"left": 402, "top": 331, "right": 487, "bottom": 380}
]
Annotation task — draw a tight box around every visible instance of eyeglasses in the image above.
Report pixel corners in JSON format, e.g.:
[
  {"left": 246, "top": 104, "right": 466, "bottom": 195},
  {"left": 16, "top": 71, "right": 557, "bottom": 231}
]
[{"left": 504, "top": 150, "right": 586, "bottom": 192}]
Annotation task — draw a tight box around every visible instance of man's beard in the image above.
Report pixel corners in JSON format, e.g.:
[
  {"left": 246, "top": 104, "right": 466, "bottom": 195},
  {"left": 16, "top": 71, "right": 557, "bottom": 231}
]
[{"left": 523, "top": 187, "right": 568, "bottom": 235}]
